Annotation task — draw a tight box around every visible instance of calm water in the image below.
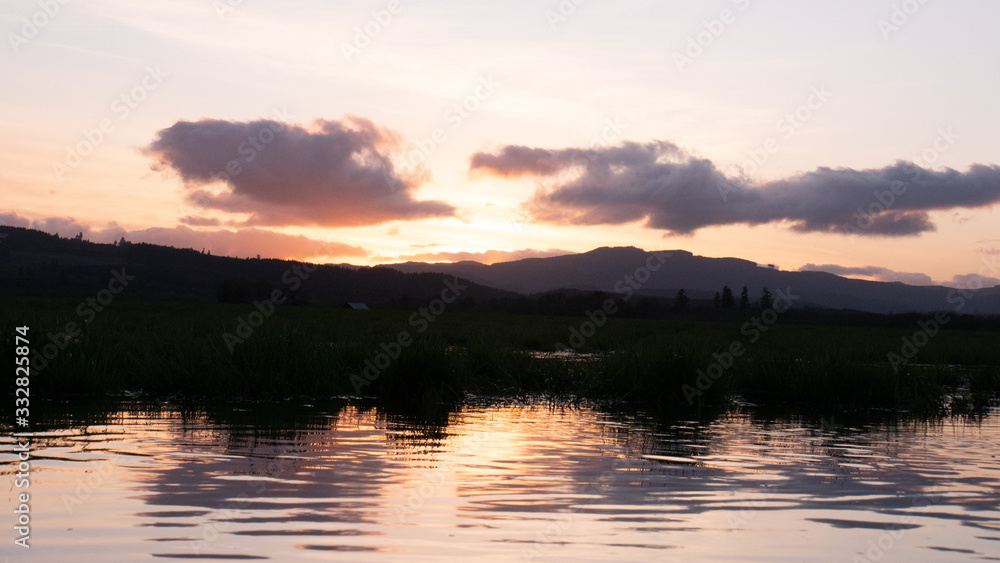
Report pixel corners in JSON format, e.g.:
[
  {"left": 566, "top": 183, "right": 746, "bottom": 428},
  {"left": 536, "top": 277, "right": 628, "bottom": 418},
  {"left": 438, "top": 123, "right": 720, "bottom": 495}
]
[{"left": 2, "top": 400, "right": 999, "bottom": 562}]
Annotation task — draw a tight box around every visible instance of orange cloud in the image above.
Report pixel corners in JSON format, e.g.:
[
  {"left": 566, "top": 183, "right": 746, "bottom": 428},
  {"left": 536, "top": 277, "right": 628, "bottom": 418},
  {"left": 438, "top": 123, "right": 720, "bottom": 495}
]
[
  {"left": 0, "top": 211, "right": 366, "bottom": 261},
  {"left": 390, "top": 248, "right": 574, "bottom": 265},
  {"left": 145, "top": 116, "right": 455, "bottom": 228}
]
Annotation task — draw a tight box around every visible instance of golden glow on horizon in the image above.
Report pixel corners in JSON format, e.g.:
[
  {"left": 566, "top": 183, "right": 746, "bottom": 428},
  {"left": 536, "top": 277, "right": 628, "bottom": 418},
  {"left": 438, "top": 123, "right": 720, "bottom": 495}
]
[{"left": 2, "top": 2, "right": 999, "bottom": 285}]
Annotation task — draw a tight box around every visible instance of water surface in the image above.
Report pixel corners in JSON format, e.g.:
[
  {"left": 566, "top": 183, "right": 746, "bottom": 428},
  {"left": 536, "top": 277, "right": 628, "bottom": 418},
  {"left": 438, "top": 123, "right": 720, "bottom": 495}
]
[{"left": 2, "top": 400, "right": 999, "bottom": 561}]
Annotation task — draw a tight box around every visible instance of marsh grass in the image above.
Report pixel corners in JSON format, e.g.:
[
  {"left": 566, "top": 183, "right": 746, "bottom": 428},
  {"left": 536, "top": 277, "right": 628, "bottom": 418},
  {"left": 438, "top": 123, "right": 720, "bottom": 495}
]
[
  {"left": 586, "top": 343, "right": 726, "bottom": 405},
  {"left": 2, "top": 297, "right": 997, "bottom": 413}
]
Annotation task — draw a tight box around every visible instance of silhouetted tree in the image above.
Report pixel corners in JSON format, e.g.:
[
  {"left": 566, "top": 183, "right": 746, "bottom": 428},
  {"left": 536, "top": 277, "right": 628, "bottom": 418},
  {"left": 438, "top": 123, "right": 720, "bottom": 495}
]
[
  {"left": 721, "top": 285, "right": 735, "bottom": 308},
  {"left": 760, "top": 287, "right": 774, "bottom": 310},
  {"left": 672, "top": 289, "right": 689, "bottom": 312},
  {"left": 713, "top": 292, "right": 721, "bottom": 309},
  {"left": 740, "top": 286, "right": 750, "bottom": 309}
]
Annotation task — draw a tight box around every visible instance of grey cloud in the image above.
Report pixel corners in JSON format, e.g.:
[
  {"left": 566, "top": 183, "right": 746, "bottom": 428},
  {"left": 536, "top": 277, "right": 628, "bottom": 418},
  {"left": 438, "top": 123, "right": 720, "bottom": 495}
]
[
  {"left": 0, "top": 212, "right": 30, "bottom": 228},
  {"left": 948, "top": 273, "right": 1000, "bottom": 289},
  {"left": 179, "top": 215, "right": 222, "bottom": 227},
  {"left": 470, "top": 141, "right": 1000, "bottom": 236},
  {"left": 800, "top": 263, "right": 1000, "bottom": 288},
  {"left": 799, "top": 263, "right": 934, "bottom": 285}
]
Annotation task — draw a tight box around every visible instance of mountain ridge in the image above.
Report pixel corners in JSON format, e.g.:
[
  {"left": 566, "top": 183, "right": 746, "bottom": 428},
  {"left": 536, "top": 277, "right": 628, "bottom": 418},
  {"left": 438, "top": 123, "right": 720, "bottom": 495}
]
[
  {"left": 3, "top": 226, "right": 998, "bottom": 315},
  {"left": 386, "top": 246, "right": 1000, "bottom": 315}
]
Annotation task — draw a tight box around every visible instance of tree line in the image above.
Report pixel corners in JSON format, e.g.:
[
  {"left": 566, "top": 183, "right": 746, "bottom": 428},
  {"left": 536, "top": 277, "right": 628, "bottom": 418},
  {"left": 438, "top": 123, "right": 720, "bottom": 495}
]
[
  {"left": 670, "top": 285, "right": 774, "bottom": 313},
  {"left": 714, "top": 285, "right": 772, "bottom": 310}
]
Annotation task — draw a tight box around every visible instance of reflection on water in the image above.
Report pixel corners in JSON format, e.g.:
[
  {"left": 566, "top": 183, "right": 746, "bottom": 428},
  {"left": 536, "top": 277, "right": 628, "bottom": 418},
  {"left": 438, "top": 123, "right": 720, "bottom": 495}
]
[{"left": 2, "top": 400, "right": 999, "bottom": 561}]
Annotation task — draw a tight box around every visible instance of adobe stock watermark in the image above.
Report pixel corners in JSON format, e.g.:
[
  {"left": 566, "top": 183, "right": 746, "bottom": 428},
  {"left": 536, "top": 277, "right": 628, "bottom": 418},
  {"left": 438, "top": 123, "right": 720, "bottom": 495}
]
[
  {"left": 887, "top": 255, "right": 999, "bottom": 371},
  {"left": 851, "top": 492, "right": 941, "bottom": 562},
  {"left": 52, "top": 65, "right": 169, "bottom": 182},
  {"left": 209, "top": 107, "right": 295, "bottom": 184},
  {"left": 726, "top": 492, "right": 768, "bottom": 530},
  {"left": 393, "top": 430, "right": 490, "bottom": 523},
  {"left": 521, "top": 513, "right": 576, "bottom": 560},
  {"left": 556, "top": 251, "right": 671, "bottom": 350},
  {"left": 7, "top": 0, "right": 71, "bottom": 53},
  {"left": 221, "top": 261, "right": 317, "bottom": 352},
  {"left": 878, "top": 0, "right": 933, "bottom": 41},
  {"left": 31, "top": 268, "right": 135, "bottom": 374},
  {"left": 213, "top": 0, "right": 244, "bottom": 20},
  {"left": 842, "top": 127, "right": 958, "bottom": 237},
  {"left": 718, "top": 85, "right": 833, "bottom": 200},
  {"left": 568, "top": 116, "right": 628, "bottom": 168},
  {"left": 591, "top": 117, "right": 627, "bottom": 149},
  {"left": 683, "top": 287, "right": 799, "bottom": 403},
  {"left": 190, "top": 493, "right": 253, "bottom": 554},
  {"left": 349, "top": 278, "right": 467, "bottom": 392},
  {"left": 188, "top": 454, "right": 299, "bottom": 555},
  {"left": 545, "top": 0, "right": 594, "bottom": 30},
  {"left": 61, "top": 460, "right": 116, "bottom": 514},
  {"left": 672, "top": 0, "right": 753, "bottom": 72},
  {"left": 504, "top": 115, "right": 626, "bottom": 233},
  {"left": 385, "top": 75, "right": 500, "bottom": 192},
  {"left": 522, "top": 454, "right": 639, "bottom": 561},
  {"left": 341, "top": 0, "right": 406, "bottom": 62},
  {"left": 505, "top": 207, "right": 534, "bottom": 236}
]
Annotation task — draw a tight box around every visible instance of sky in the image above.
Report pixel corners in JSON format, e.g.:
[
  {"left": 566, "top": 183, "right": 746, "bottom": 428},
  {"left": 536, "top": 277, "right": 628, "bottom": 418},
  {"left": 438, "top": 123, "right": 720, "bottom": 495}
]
[{"left": 2, "top": 0, "right": 999, "bottom": 287}]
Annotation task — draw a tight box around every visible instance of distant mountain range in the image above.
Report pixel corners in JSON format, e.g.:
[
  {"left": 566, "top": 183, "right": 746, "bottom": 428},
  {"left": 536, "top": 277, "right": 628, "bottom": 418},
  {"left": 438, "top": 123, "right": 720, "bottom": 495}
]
[
  {"left": 387, "top": 246, "right": 1000, "bottom": 315},
  {"left": 2, "top": 225, "right": 998, "bottom": 315}
]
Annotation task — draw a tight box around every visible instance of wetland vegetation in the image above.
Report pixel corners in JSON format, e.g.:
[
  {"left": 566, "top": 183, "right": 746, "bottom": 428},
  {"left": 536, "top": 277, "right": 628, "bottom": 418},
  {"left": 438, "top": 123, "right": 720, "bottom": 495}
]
[{"left": 4, "top": 296, "right": 998, "bottom": 415}]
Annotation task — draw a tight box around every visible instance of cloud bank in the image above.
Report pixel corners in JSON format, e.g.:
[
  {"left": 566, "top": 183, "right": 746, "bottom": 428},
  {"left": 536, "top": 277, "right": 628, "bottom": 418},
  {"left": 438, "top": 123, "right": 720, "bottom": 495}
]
[
  {"left": 390, "top": 248, "right": 575, "bottom": 265},
  {"left": 798, "top": 263, "right": 934, "bottom": 286},
  {"left": 0, "top": 212, "right": 366, "bottom": 261},
  {"left": 799, "top": 263, "right": 1000, "bottom": 288},
  {"left": 146, "top": 116, "right": 455, "bottom": 228},
  {"left": 470, "top": 141, "right": 1000, "bottom": 236}
]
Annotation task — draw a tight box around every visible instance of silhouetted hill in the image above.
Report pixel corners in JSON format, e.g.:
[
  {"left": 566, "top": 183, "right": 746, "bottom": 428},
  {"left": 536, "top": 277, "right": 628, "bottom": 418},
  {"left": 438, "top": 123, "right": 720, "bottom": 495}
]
[
  {"left": 4, "top": 227, "right": 998, "bottom": 316},
  {"left": 388, "top": 246, "right": 1000, "bottom": 315},
  {"left": 0, "top": 226, "right": 514, "bottom": 307}
]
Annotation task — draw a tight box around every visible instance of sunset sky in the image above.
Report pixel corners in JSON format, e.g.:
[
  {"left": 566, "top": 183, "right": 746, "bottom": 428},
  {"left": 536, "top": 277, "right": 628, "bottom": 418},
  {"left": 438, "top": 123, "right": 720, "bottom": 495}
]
[{"left": 2, "top": 0, "right": 999, "bottom": 287}]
